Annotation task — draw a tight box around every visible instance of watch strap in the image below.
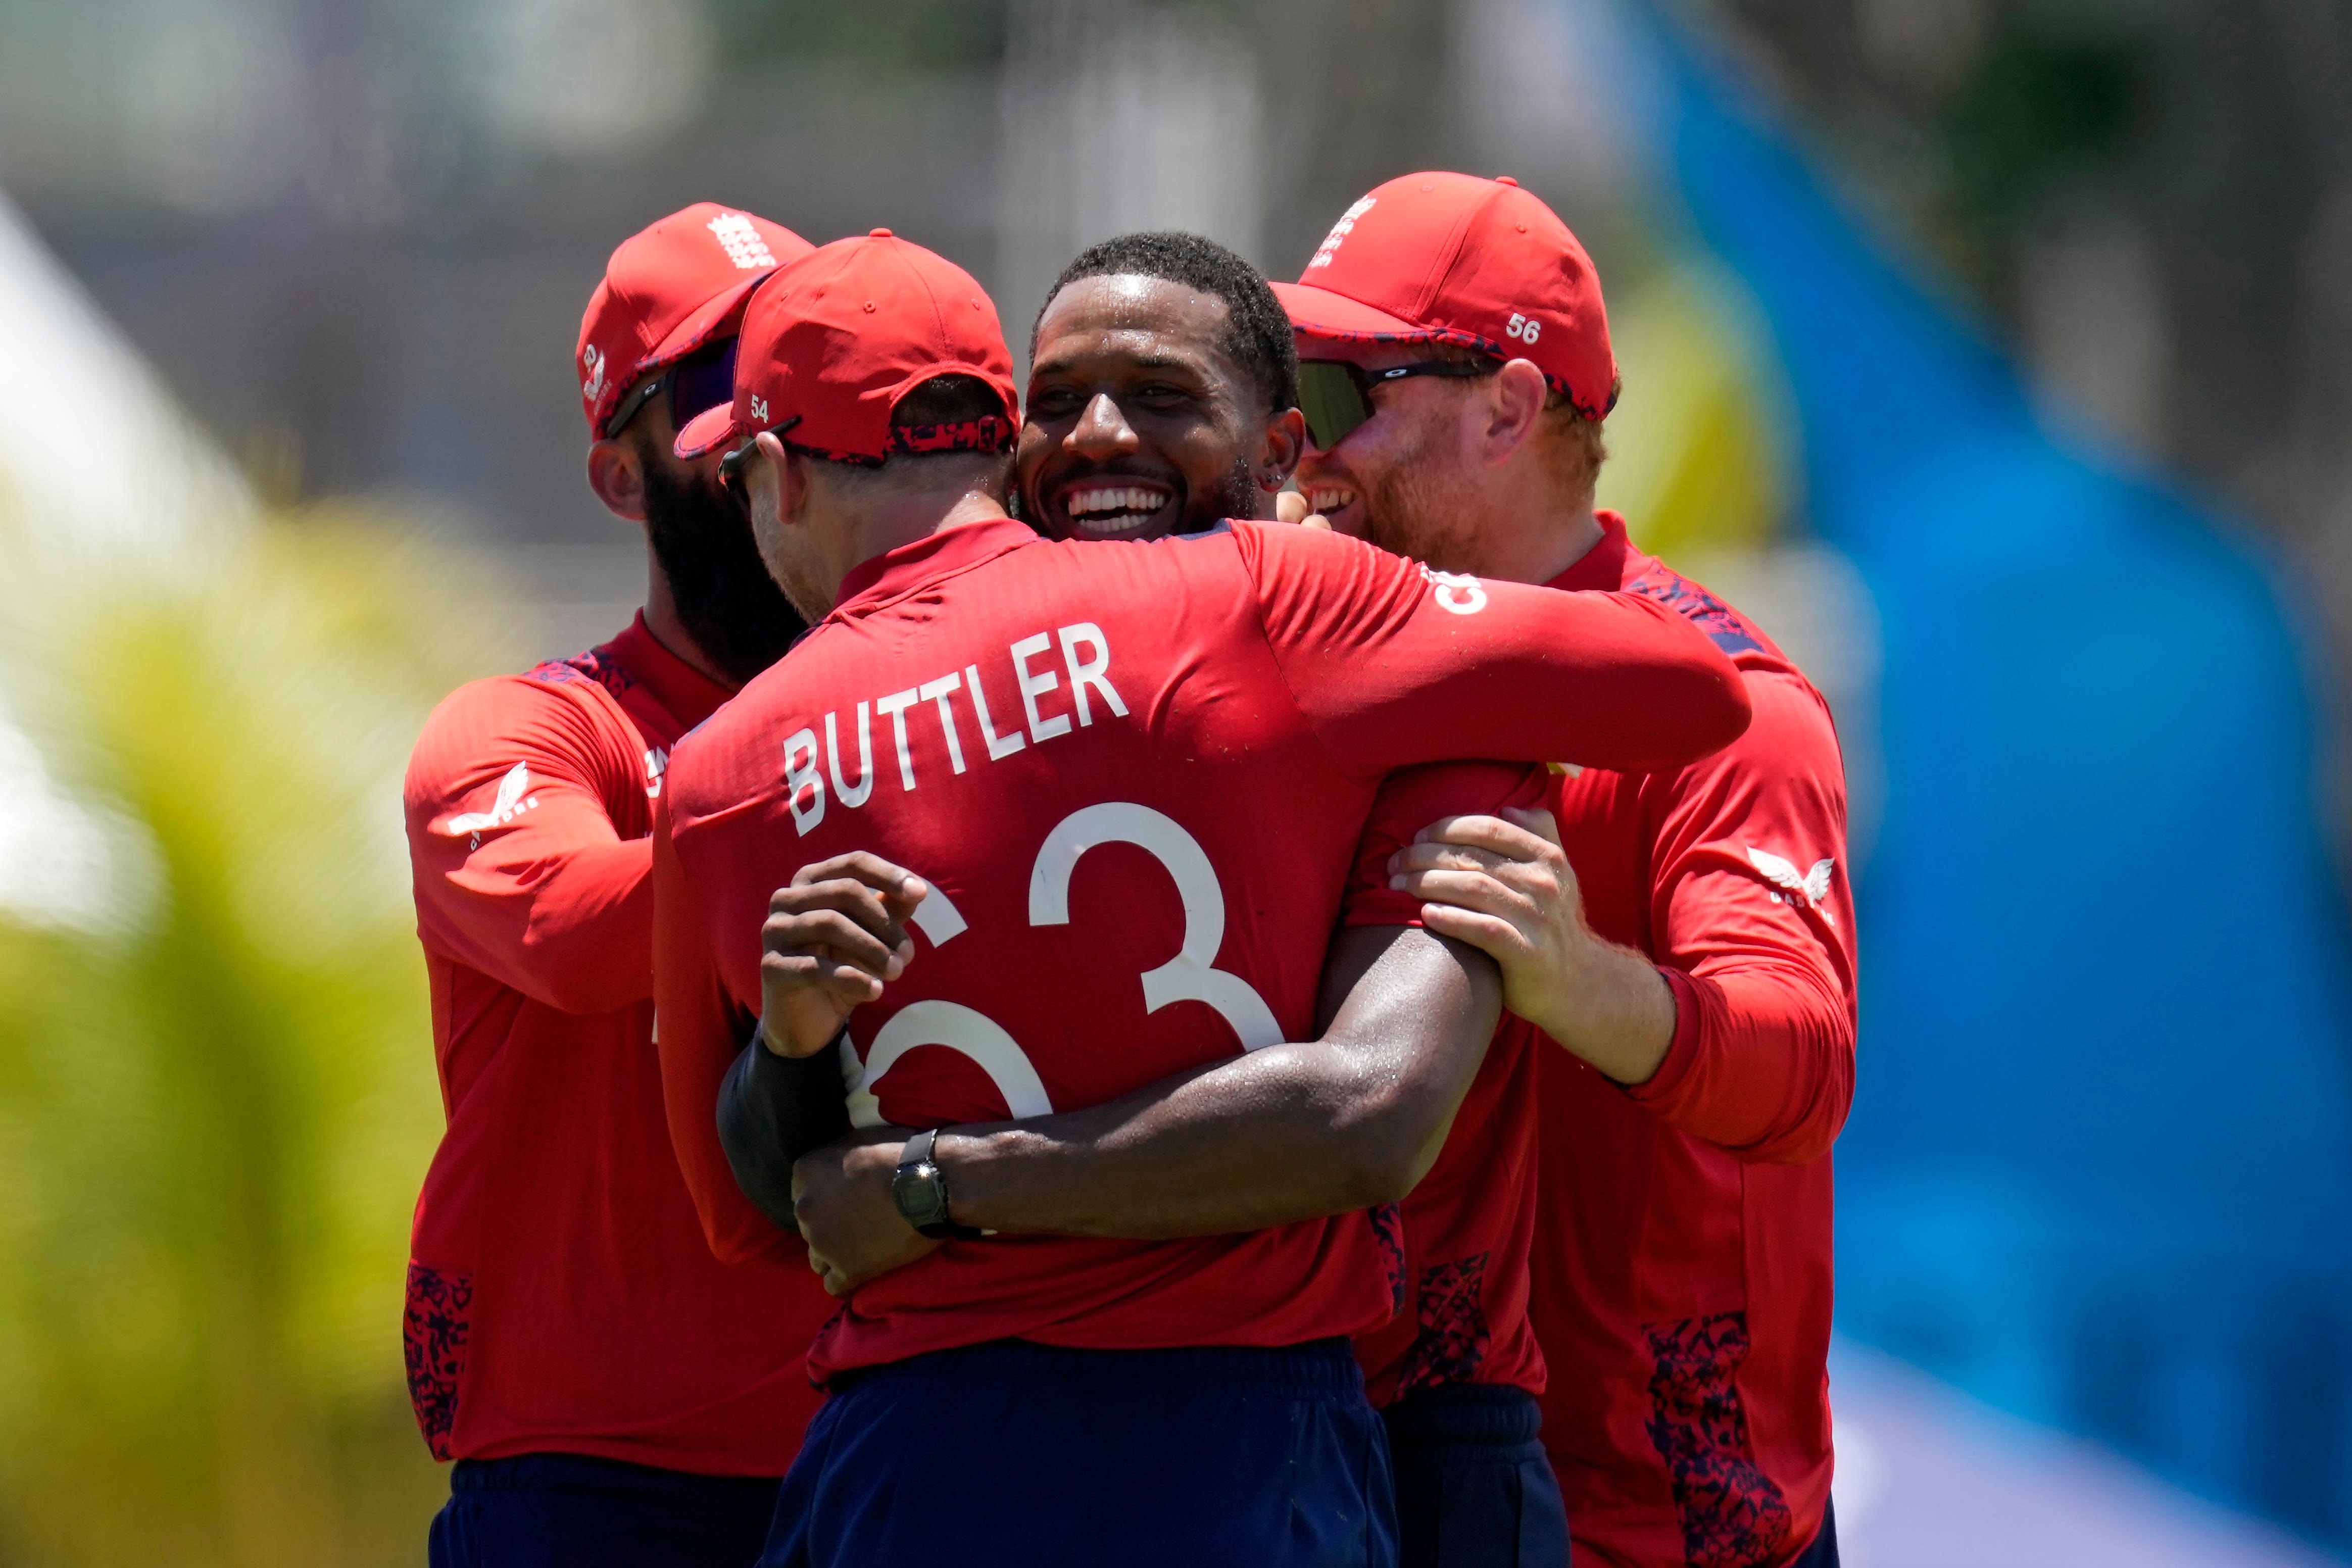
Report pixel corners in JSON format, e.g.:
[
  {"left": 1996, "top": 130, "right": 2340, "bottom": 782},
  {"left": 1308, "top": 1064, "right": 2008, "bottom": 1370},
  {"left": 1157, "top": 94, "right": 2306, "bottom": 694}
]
[{"left": 896, "top": 1126, "right": 982, "bottom": 1241}]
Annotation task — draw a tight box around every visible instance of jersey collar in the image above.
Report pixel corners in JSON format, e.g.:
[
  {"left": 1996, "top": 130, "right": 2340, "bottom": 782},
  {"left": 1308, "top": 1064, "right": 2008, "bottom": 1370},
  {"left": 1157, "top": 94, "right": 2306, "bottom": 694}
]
[
  {"left": 607, "top": 610, "right": 735, "bottom": 730},
  {"left": 1545, "top": 509, "right": 1647, "bottom": 594},
  {"left": 831, "top": 515, "right": 1039, "bottom": 619}
]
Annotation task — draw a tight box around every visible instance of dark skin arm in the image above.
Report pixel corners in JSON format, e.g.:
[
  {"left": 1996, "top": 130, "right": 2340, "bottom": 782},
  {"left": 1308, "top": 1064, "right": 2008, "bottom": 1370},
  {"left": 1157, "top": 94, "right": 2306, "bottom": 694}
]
[{"left": 760, "top": 858, "right": 1501, "bottom": 1295}]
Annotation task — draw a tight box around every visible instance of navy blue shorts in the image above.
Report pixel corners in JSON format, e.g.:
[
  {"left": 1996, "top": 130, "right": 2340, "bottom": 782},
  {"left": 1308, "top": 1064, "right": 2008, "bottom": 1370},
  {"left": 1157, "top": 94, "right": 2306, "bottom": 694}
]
[
  {"left": 1790, "top": 1497, "right": 1840, "bottom": 1567},
  {"left": 429, "top": 1451, "right": 781, "bottom": 1568},
  {"left": 1382, "top": 1385, "right": 1570, "bottom": 1567},
  {"left": 762, "top": 1337, "right": 1397, "bottom": 1568}
]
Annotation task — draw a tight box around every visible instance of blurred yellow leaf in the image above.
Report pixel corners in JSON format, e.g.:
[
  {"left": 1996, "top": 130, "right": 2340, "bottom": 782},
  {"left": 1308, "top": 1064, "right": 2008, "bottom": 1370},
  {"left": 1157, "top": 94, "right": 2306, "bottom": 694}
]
[{"left": 1596, "top": 258, "right": 1796, "bottom": 560}]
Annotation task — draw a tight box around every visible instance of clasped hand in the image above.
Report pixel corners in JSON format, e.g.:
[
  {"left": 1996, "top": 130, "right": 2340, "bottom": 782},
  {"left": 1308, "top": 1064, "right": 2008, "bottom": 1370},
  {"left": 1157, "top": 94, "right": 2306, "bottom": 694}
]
[
  {"left": 1386, "top": 803, "right": 1674, "bottom": 1086},
  {"left": 760, "top": 851, "right": 940, "bottom": 1295}
]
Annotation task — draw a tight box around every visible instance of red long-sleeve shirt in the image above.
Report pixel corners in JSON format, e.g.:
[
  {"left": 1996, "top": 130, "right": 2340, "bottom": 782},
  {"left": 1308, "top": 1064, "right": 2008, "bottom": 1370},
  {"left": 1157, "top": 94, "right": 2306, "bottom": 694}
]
[
  {"left": 653, "top": 515, "right": 1750, "bottom": 1385},
  {"left": 1530, "top": 515, "right": 1856, "bottom": 1568},
  {"left": 401, "top": 613, "right": 830, "bottom": 1475},
  {"left": 1340, "top": 762, "right": 1554, "bottom": 1409}
]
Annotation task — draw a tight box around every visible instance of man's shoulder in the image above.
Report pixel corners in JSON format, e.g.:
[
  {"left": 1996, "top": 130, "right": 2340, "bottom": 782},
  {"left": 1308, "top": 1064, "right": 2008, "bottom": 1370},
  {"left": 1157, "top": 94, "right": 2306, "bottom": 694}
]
[
  {"left": 1221, "top": 515, "right": 1391, "bottom": 574},
  {"left": 1557, "top": 557, "right": 1843, "bottom": 805},
  {"left": 1037, "top": 519, "right": 1256, "bottom": 576},
  {"left": 662, "top": 656, "right": 796, "bottom": 832},
  {"left": 1019, "top": 517, "right": 1368, "bottom": 586},
  {"left": 408, "top": 656, "right": 637, "bottom": 791},
  {"left": 1619, "top": 557, "right": 1826, "bottom": 694},
  {"left": 421, "top": 657, "right": 631, "bottom": 742},
  {"left": 519, "top": 640, "right": 640, "bottom": 704},
  {"left": 1716, "top": 662, "right": 1844, "bottom": 782}
]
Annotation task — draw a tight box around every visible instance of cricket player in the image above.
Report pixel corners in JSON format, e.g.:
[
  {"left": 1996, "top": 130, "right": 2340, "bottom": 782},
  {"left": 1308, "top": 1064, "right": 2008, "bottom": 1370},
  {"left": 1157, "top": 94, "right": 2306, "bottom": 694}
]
[
  {"left": 1283, "top": 173, "right": 1856, "bottom": 1568},
  {"left": 1017, "top": 229, "right": 1306, "bottom": 543},
  {"left": 776, "top": 228, "right": 1575, "bottom": 1565},
  {"left": 650, "top": 229, "right": 1752, "bottom": 1566},
  {"left": 400, "top": 205, "right": 837, "bottom": 1566}
]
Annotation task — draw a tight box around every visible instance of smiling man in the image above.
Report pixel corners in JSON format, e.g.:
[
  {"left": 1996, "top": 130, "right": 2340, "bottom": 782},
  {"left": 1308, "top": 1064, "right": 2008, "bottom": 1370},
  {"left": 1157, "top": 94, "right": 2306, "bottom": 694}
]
[
  {"left": 1278, "top": 173, "right": 1856, "bottom": 1568},
  {"left": 649, "top": 228, "right": 1754, "bottom": 1568},
  {"left": 762, "top": 231, "right": 1583, "bottom": 1567},
  {"left": 1020, "top": 230, "right": 1303, "bottom": 542}
]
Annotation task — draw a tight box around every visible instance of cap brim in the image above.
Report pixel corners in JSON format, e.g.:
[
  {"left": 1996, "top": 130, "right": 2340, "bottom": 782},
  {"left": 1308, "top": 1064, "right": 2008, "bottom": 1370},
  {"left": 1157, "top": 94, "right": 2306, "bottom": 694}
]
[
  {"left": 673, "top": 402, "right": 742, "bottom": 460},
  {"left": 1271, "top": 280, "right": 1431, "bottom": 340},
  {"left": 644, "top": 270, "right": 772, "bottom": 375}
]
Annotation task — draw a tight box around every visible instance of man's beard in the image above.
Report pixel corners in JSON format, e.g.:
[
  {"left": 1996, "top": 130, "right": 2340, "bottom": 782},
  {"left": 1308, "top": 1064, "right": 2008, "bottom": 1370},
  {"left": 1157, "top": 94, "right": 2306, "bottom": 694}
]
[
  {"left": 642, "top": 459, "right": 809, "bottom": 686},
  {"left": 1203, "top": 455, "right": 1264, "bottom": 529},
  {"left": 1361, "top": 419, "right": 1489, "bottom": 575}
]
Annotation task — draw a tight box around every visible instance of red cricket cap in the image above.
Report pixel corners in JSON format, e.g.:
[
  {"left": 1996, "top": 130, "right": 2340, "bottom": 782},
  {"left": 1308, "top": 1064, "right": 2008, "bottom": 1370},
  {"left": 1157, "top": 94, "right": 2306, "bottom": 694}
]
[
  {"left": 575, "top": 203, "right": 815, "bottom": 440},
  {"left": 1273, "top": 172, "right": 1620, "bottom": 419},
  {"left": 673, "top": 229, "right": 1017, "bottom": 466}
]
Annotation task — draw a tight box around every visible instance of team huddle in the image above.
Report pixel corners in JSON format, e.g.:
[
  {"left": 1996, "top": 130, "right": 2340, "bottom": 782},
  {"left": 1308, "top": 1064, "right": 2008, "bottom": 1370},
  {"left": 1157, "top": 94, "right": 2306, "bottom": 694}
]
[{"left": 403, "top": 176, "right": 1856, "bottom": 1568}]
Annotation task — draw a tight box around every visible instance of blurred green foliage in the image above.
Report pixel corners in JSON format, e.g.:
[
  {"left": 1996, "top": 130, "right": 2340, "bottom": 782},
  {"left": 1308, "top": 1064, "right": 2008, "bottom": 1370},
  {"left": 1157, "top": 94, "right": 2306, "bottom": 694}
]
[
  {"left": 1936, "top": 17, "right": 2154, "bottom": 287},
  {"left": 0, "top": 505, "right": 517, "bottom": 1565}
]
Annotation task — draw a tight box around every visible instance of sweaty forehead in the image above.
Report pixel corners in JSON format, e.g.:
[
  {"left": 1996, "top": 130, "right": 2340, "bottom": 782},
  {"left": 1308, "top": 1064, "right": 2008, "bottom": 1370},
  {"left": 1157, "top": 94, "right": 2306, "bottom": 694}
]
[{"left": 1033, "top": 274, "right": 1237, "bottom": 377}]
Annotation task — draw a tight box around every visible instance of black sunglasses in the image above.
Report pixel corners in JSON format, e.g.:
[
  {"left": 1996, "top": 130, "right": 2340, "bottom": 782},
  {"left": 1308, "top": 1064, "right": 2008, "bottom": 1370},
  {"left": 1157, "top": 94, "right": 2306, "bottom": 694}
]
[
  {"left": 603, "top": 336, "right": 741, "bottom": 440},
  {"left": 716, "top": 415, "right": 804, "bottom": 513},
  {"left": 1296, "top": 356, "right": 1501, "bottom": 450}
]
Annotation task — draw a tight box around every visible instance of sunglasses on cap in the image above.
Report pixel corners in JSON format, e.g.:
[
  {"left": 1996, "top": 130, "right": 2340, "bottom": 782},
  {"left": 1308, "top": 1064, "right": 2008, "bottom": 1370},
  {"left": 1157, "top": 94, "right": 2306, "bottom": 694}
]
[
  {"left": 1296, "top": 356, "right": 1501, "bottom": 451},
  {"left": 603, "top": 337, "right": 741, "bottom": 441}
]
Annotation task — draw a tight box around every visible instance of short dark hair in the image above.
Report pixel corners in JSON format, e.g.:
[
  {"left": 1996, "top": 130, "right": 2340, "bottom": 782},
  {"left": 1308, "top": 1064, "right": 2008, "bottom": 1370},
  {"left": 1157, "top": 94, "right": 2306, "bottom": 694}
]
[
  {"left": 798, "top": 372, "right": 1014, "bottom": 503},
  {"left": 893, "top": 373, "right": 1003, "bottom": 427},
  {"left": 1035, "top": 231, "right": 1300, "bottom": 415}
]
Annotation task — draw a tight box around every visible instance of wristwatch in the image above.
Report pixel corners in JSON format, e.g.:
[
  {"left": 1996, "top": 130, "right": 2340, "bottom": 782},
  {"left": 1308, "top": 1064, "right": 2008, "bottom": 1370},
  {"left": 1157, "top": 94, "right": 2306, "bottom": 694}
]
[{"left": 892, "top": 1128, "right": 983, "bottom": 1241}]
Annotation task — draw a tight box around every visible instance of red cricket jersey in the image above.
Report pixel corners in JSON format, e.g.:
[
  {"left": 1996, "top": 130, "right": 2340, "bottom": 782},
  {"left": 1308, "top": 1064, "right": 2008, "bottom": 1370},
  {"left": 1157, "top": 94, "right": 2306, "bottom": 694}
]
[
  {"left": 402, "top": 612, "right": 833, "bottom": 1474},
  {"left": 1530, "top": 516, "right": 1855, "bottom": 1568},
  {"left": 1341, "top": 762, "right": 1554, "bottom": 1408},
  {"left": 655, "top": 516, "right": 1749, "bottom": 1384}
]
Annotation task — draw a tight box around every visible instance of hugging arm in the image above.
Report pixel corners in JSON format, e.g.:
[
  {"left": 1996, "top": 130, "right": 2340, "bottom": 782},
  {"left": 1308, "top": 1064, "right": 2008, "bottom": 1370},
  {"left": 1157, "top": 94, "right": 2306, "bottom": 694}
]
[
  {"left": 759, "top": 857, "right": 1501, "bottom": 1294},
  {"left": 923, "top": 920, "right": 1499, "bottom": 1237}
]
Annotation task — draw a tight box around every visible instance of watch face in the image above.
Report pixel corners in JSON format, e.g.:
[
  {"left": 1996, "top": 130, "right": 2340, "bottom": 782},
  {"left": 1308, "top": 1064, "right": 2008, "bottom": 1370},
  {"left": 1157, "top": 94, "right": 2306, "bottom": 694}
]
[{"left": 892, "top": 1162, "right": 948, "bottom": 1229}]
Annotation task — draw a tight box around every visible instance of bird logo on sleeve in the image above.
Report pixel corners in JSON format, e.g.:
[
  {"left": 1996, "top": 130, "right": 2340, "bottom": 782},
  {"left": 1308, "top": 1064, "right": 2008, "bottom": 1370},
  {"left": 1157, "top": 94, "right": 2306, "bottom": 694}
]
[
  {"left": 437, "top": 762, "right": 541, "bottom": 849},
  {"left": 1745, "top": 846, "right": 1836, "bottom": 924}
]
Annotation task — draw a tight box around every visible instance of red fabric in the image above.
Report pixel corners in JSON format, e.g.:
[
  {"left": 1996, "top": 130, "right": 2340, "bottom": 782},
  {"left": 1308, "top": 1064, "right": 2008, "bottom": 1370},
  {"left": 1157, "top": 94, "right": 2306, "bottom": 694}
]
[
  {"left": 1275, "top": 171, "right": 1617, "bottom": 417},
  {"left": 673, "top": 232, "right": 1017, "bottom": 461},
  {"left": 1340, "top": 761, "right": 1552, "bottom": 1407},
  {"left": 1530, "top": 515, "right": 1855, "bottom": 1568},
  {"left": 402, "top": 612, "right": 834, "bottom": 1475},
  {"left": 655, "top": 515, "right": 1749, "bottom": 1384},
  {"left": 575, "top": 204, "right": 811, "bottom": 438}
]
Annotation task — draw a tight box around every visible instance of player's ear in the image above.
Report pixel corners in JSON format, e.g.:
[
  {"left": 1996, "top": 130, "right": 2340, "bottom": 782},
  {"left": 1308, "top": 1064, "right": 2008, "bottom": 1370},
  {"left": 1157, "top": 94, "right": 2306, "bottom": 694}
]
[
  {"left": 585, "top": 436, "right": 649, "bottom": 523},
  {"left": 1257, "top": 406, "right": 1306, "bottom": 496},
  {"left": 1480, "top": 359, "right": 1549, "bottom": 469},
  {"left": 743, "top": 431, "right": 798, "bottom": 531}
]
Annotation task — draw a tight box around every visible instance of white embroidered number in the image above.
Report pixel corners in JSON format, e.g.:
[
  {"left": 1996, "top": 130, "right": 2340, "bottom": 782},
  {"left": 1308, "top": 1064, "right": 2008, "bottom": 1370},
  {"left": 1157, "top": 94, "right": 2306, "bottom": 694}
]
[
  {"left": 1505, "top": 312, "right": 1541, "bottom": 342},
  {"left": 1030, "top": 803, "right": 1284, "bottom": 1050},
  {"left": 844, "top": 803, "right": 1281, "bottom": 1129},
  {"left": 846, "top": 1000, "right": 1051, "bottom": 1127}
]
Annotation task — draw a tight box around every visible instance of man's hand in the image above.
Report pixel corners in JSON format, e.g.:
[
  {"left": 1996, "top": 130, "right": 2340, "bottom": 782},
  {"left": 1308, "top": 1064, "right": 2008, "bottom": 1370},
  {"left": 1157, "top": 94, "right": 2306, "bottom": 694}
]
[
  {"left": 1389, "top": 806, "right": 1676, "bottom": 1085},
  {"left": 759, "top": 853, "right": 928, "bottom": 1057},
  {"left": 792, "top": 1125, "right": 940, "bottom": 1295}
]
